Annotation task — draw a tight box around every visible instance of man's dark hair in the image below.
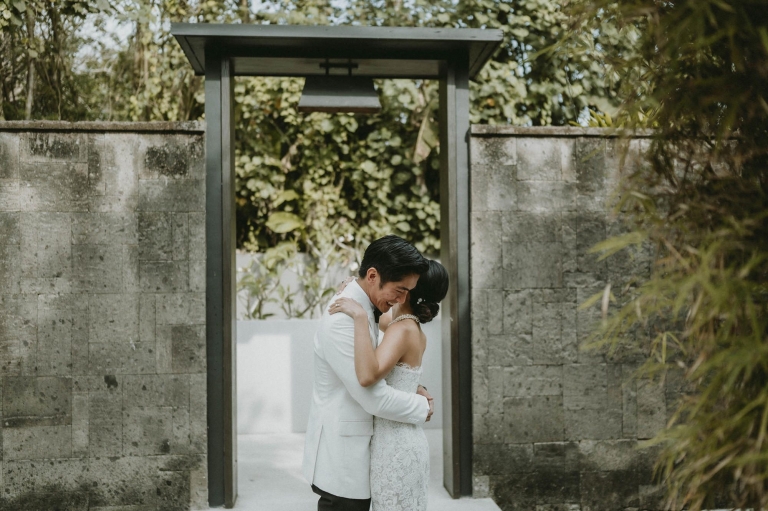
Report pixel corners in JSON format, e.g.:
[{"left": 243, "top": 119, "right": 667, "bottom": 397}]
[{"left": 358, "top": 235, "right": 429, "bottom": 284}]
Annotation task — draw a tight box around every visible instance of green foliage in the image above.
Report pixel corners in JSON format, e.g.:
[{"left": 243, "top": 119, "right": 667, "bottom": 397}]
[
  {"left": 237, "top": 247, "right": 283, "bottom": 320},
  {"left": 0, "top": 0, "right": 634, "bottom": 257},
  {"left": 78, "top": 0, "right": 220, "bottom": 122},
  {"left": 565, "top": 0, "right": 768, "bottom": 509},
  {"left": 234, "top": 75, "right": 441, "bottom": 254},
  {"left": 0, "top": 0, "right": 111, "bottom": 119},
  {"left": 232, "top": 0, "right": 636, "bottom": 253},
  {"left": 572, "top": 109, "right": 614, "bottom": 128},
  {"left": 237, "top": 238, "right": 357, "bottom": 319},
  {"left": 340, "top": 0, "right": 637, "bottom": 126}
]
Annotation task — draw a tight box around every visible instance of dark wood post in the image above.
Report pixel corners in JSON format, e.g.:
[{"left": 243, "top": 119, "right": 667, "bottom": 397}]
[
  {"left": 205, "top": 51, "right": 238, "bottom": 508},
  {"left": 439, "top": 57, "right": 473, "bottom": 498}
]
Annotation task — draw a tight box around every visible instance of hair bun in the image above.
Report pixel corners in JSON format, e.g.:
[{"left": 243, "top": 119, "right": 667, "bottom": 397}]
[{"left": 413, "top": 302, "right": 439, "bottom": 324}]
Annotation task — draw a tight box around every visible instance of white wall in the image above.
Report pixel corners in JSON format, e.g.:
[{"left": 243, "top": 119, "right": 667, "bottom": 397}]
[{"left": 237, "top": 316, "right": 444, "bottom": 434}]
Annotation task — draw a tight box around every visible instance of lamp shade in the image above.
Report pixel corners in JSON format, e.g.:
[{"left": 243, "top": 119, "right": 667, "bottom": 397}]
[{"left": 298, "top": 75, "right": 381, "bottom": 114}]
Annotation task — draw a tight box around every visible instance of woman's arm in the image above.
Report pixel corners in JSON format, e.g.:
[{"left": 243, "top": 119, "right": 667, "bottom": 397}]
[{"left": 330, "top": 297, "right": 409, "bottom": 387}]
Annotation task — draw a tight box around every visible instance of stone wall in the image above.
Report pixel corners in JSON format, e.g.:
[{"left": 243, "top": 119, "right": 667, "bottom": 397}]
[
  {"left": 0, "top": 122, "right": 208, "bottom": 510},
  {"left": 469, "top": 126, "right": 676, "bottom": 511},
  {"left": 0, "top": 121, "right": 685, "bottom": 510}
]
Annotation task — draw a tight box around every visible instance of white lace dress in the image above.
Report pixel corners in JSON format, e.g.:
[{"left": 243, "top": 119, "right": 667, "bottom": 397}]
[{"left": 370, "top": 361, "right": 429, "bottom": 511}]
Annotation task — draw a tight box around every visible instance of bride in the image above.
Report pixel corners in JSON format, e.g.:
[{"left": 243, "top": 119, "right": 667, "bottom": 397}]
[{"left": 330, "top": 260, "right": 449, "bottom": 511}]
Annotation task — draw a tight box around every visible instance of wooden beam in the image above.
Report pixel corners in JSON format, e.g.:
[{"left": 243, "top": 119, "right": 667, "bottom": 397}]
[
  {"left": 439, "top": 57, "right": 473, "bottom": 498},
  {"left": 204, "top": 52, "right": 238, "bottom": 509}
]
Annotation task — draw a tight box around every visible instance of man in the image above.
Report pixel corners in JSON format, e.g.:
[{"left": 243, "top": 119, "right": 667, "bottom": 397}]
[{"left": 303, "top": 235, "right": 434, "bottom": 510}]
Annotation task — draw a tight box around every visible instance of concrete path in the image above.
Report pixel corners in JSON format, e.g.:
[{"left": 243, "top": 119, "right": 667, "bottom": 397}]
[{"left": 231, "top": 429, "right": 501, "bottom": 511}]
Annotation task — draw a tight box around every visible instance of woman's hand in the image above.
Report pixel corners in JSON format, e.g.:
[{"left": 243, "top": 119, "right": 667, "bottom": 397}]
[
  {"left": 336, "top": 276, "right": 357, "bottom": 294},
  {"left": 329, "top": 297, "right": 366, "bottom": 320}
]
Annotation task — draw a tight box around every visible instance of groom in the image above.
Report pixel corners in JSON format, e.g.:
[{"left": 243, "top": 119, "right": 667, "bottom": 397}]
[{"left": 303, "top": 235, "right": 434, "bottom": 510}]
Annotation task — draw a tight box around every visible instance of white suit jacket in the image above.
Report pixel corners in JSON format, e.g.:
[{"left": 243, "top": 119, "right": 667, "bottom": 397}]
[{"left": 302, "top": 280, "right": 429, "bottom": 499}]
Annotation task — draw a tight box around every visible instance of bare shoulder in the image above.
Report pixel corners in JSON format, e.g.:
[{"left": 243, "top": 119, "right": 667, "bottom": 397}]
[
  {"left": 384, "top": 318, "right": 422, "bottom": 340},
  {"left": 382, "top": 318, "right": 426, "bottom": 366}
]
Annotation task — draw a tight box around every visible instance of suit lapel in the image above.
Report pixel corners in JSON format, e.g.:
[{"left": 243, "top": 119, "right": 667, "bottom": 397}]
[{"left": 372, "top": 317, "right": 380, "bottom": 348}]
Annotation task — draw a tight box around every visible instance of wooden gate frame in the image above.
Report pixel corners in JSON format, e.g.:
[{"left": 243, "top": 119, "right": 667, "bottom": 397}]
[{"left": 171, "top": 24, "right": 502, "bottom": 508}]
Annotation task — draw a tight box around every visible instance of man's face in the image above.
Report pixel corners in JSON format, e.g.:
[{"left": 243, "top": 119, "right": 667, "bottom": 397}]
[{"left": 368, "top": 271, "right": 419, "bottom": 314}]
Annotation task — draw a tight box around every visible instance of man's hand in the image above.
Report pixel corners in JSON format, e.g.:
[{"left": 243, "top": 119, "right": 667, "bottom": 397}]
[{"left": 417, "top": 385, "right": 434, "bottom": 422}]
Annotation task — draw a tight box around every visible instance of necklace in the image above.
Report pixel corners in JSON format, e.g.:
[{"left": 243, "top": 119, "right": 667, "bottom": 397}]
[{"left": 389, "top": 314, "right": 420, "bottom": 325}]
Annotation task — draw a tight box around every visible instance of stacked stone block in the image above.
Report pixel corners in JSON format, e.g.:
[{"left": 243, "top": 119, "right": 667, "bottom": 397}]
[
  {"left": 0, "top": 123, "right": 207, "bottom": 510},
  {"left": 469, "top": 127, "right": 677, "bottom": 511}
]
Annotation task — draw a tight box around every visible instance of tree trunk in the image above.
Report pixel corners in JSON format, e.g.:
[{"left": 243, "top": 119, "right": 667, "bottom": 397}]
[
  {"left": 240, "top": 0, "right": 251, "bottom": 23},
  {"left": 49, "top": 3, "right": 63, "bottom": 119},
  {"left": 132, "top": 20, "right": 146, "bottom": 120},
  {"left": 0, "top": 31, "right": 5, "bottom": 121},
  {"left": 0, "top": 81, "right": 5, "bottom": 121},
  {"left": 133, "top": 22, "right": 142, "bottom": 92},
  {"left": 25, "top": 6, "right": 36, "bottom": 120}
]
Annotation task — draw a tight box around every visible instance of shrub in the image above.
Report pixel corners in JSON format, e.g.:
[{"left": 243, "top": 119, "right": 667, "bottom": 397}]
[{"left": 566, "top": 1, "right": 768, "bottom": 509}]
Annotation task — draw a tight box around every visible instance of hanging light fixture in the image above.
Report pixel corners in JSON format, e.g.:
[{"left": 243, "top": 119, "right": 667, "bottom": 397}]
[{"left": 298, "top": 59, "right": 381, "bottom": 114}]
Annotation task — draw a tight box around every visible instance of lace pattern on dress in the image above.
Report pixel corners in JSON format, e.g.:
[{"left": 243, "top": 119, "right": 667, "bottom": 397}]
[{"left": 370, "top": 364, "right": 429, "bottom": 511}]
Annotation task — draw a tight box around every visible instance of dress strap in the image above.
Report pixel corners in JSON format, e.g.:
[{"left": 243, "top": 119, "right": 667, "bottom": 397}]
[{"left": 389, "top": 314, "right": 420, "bottom": 325}]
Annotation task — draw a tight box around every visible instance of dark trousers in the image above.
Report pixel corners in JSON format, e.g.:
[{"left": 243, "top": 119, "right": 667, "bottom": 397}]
[{"left": 311, "top": 484, "right": 371, "bottom": 511}]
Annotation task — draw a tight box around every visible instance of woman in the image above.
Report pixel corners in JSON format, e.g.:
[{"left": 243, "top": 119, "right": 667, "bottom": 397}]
[{"left": 329, "top": 259, "right": 449, "bottom": 511}]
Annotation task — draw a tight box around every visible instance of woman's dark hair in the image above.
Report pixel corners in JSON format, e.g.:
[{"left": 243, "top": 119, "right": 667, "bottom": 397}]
[
  {"left": 409, "top": 260, "right": 449, "bottom": 323},
  {"left": 358, "top": 234, "right": 429, "bottom": 284}
]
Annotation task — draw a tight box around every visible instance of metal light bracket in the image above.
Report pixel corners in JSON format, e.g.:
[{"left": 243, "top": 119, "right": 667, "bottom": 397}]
[{"left": 298, "top": 59, "right": 381, "bottom": 114}]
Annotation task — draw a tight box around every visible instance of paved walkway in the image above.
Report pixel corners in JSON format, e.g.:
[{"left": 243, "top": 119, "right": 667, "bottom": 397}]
[{"left": 232, "top": 429, "right": 501, "bottom": 511}]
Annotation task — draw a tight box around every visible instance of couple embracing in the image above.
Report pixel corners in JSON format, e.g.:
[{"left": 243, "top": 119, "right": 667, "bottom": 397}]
[{"left": 303, "top": 235, "right": 449, "bottom": 511}]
